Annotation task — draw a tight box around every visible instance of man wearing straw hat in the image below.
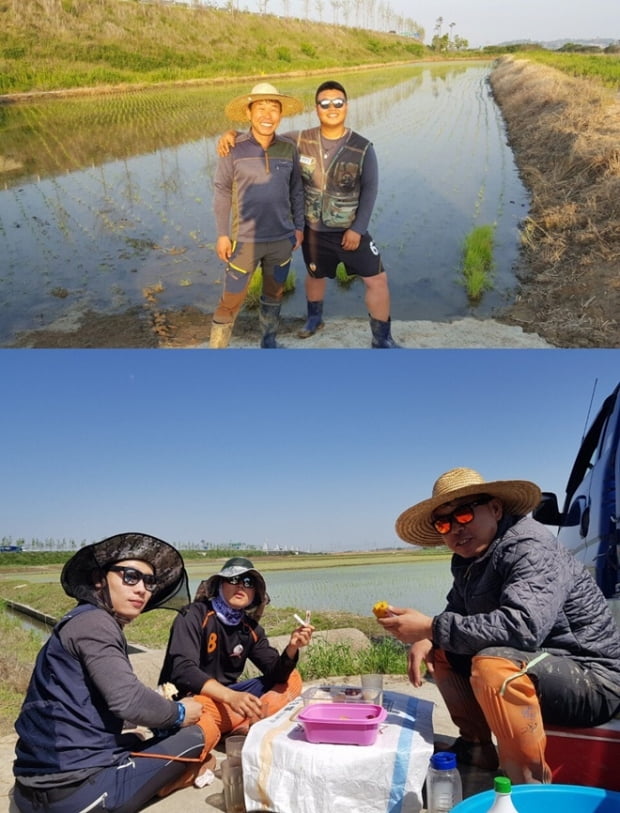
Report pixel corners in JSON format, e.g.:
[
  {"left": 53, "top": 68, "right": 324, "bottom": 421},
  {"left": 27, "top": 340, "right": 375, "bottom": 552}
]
[
  {"left": 210, "top": 82, "right": 305, "bottom": 348},
  {"left": 376, "top": 468, "right": 620, "bottom": 785}
]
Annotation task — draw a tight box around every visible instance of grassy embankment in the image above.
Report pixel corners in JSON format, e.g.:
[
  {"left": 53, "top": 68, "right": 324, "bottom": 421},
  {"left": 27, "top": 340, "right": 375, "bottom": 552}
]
[
  {"left": 0, "top": 0, "right": 428, "bottom": 97},
  {"left": 2, "top": 0, "right": 618, "bottom": 100},
  {"left": 0, "top": 549, "right": 447, "bottom": 734}
]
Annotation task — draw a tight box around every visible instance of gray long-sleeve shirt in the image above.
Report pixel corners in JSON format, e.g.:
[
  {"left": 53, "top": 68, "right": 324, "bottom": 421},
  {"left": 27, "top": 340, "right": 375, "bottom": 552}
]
[
  {"left": 60, "top": 607, "right": 178, "bottom": 729},
  {"left": 213, "top": 131, "right": 305, "bottom": 243}
]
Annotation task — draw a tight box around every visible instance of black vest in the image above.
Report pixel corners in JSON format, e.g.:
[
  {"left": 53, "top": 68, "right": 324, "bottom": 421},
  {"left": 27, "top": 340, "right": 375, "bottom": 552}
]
[{"left": 14, "top": 603, "right": 127, "bottom": 776}]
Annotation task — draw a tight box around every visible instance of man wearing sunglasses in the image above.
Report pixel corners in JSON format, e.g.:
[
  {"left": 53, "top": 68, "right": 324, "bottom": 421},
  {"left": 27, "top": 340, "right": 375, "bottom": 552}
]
[
  {"left": 13, "top": 533, "right": 207, "bottom": 812},
  {"left": 375, "top": 468, "right": 620, "bottom": 786},
  {"left": 158, "top": 557, "right": 314, "bottom": 784},
  {"left": 218, "top": 80, "right": 399, "bottom": 348},
  {"left": 293, "top": 80, "right": 398, "bottom": 348}
]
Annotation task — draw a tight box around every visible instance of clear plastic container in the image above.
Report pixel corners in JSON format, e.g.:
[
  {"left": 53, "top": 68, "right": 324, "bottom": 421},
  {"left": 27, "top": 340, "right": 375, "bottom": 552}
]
[{"left": 426, "top": 751, "right": 463, "bottom": 813}]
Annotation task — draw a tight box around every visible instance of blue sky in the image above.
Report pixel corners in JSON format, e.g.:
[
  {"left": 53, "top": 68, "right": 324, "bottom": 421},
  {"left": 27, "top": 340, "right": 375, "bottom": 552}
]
[
  {"left": 1, "top": 349, "right": 618, "bottom": 552},
  {"left": 389, "top": 0, "right": 617, "bottom": 46}
]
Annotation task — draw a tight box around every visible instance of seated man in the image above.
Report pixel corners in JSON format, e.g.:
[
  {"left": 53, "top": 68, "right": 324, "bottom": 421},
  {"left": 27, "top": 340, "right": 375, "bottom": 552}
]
[
  {"left": 13, "top": 533, "right": 205, "bottom": 812},
  {"left": 377, "top": 467, "right": 620, "bottom": 784},
  {"left": 159, "top": 557, "right": 313, "bottom": 782}
]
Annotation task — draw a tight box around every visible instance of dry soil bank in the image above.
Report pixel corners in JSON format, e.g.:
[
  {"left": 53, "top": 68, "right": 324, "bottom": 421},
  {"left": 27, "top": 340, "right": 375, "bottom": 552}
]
[{"left": 490, "top": 56, "right": 620, "bottom": 348}]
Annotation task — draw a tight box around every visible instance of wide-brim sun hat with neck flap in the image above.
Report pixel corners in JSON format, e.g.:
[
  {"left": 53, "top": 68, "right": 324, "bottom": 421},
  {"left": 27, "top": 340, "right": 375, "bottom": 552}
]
[
  {"left": 395, "top": 468, "right": 542, "bottom": 547},
  {"left": 195, "top": 556, "right": 270, "bottom": 620},
  {"left": 61, "top": 532, "right": 190, "bottom": 611},
  {"left": 224, "top": 82, "right": 304, "bottom": 122}
]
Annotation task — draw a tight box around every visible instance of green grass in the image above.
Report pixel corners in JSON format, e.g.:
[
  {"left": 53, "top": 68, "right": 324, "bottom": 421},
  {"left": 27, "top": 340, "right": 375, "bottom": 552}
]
[
  {"left": 245, "top": 266, "right": 297, "bottom": 309},
  {"left": 296, "top": 636, "right": 407, "bottom": 680},
  {"left": 518, "top": 50, "right": 620, "bottom": 88},
  {"left": 0, "top": 0, "right": 427, "bottom": 95},
  {"left": 0, "top": 609, "right": 46, "bottom": 735},
  {"left": 2, "top": 3, "right": 618, "bottom": 99},
  {"left": 0, "top": 592, "right": 409, "bottom": 735},
  {"left": 461, "top": 224, "right": 495, "bottom": 301}
]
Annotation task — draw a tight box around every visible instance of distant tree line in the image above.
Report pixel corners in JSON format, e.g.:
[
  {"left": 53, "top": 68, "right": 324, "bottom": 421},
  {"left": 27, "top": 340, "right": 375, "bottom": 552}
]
[
  {"left": 0, "top": 536, "right": 301, "bottom": 554},
  {"left": 143, "top": 0, "right": 425, "bottom": 41}
]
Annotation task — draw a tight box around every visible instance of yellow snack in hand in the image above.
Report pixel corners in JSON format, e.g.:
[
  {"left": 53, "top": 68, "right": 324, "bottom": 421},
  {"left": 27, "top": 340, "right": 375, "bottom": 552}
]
[{"left": 372, "top": 601, "right": 390, "bottom": 618}]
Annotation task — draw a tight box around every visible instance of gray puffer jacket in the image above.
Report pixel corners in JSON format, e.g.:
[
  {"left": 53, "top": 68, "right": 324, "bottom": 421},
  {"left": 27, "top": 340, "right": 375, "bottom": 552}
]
[{"left": 432, "top": 515, "right": 620, "bottom": 695}]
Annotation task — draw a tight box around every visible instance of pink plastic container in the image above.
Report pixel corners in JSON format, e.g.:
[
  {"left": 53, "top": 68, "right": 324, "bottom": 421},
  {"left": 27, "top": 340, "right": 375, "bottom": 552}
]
[{"left": 297, "top": 702, "right": 387, "bottom": 745}]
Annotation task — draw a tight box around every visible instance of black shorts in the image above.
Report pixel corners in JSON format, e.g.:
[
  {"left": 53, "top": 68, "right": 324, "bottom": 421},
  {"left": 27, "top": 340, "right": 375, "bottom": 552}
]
[{"left": 301, "top": 227, "right": 384, "bottom": 279}]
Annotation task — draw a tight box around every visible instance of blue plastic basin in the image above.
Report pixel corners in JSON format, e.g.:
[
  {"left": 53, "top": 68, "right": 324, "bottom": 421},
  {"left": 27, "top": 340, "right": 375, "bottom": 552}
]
[{"left": 451, "top": 784, "right": 620, "bottom": 813}]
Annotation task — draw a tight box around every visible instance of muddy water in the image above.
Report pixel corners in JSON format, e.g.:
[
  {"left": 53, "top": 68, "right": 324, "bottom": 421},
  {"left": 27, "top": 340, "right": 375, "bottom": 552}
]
[{"left": 0, "top": 62, "right": 529, "bottom": 345}]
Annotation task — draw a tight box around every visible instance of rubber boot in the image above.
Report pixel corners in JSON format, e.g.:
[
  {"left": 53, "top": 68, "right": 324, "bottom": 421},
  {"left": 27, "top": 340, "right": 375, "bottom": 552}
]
[
  {"left": 470, "top": 654, "right": 552, "bottom": 784},
  {"left": 259, "top": 297, "right": 282, "bottom": 349},
  {"left": 209, "top": 321, "right": 234, "bottom": 349},
  {"left": 369, "top": 315, "right": 400, "bottom": 348},
  {"left": 297, "top": 300, "right": 325, "bottom": 338},
  {"left": 432, "top": 649, "right": 498, "bottom": 770}
]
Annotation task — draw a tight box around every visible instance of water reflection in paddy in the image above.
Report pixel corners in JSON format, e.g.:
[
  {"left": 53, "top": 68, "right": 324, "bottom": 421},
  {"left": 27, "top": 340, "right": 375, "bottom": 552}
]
[{"left": 0, "top": 62, "right": 529, "bottom": 344}]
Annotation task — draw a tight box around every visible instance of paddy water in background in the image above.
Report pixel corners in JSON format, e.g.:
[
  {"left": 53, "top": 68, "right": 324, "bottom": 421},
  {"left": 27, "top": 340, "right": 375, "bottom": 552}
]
[{"left": 0, "top": 61, "right": 529, "bottom": 344}]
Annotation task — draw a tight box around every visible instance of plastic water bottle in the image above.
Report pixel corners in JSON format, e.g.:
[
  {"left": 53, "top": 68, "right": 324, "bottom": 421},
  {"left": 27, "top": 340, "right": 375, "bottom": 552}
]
[
  {"left": 427, "top": 751, "right": 463, "bottom": 813},
  {"left": 485, "top": 776, "right": 519, "bottom": 812}
]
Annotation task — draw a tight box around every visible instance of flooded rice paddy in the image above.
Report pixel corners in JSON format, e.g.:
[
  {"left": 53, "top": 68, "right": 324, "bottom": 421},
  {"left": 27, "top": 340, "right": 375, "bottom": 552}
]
[
  {"left": 0, "top": 62, "right": 530, "bottom": 345},
  {"left": 3, "top": 558, "right": 453, "bottom": 632}
]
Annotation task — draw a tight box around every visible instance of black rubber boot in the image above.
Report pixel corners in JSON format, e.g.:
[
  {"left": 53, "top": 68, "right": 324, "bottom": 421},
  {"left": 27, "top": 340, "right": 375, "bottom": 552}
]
[
  {"left": 259, "top": 297, "right": 282, "bottom": 349},
  {"left": 297, "top": 300, "right": 325, "bottom": 338},
  {"left": 369, "top": 315, "right": 400, "bottom": 348}
]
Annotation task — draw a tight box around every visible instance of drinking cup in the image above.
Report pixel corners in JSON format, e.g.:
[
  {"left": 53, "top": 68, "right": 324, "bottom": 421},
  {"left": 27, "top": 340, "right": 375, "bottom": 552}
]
[
  {"left": 361, "top": 673, "right": 383, "bottom": 705},
  {"left": 221, "top": 757, "right": 246, "bottom": 813},
  {"left": 225, "top": 734, "right": 246, "bottom": 761}
]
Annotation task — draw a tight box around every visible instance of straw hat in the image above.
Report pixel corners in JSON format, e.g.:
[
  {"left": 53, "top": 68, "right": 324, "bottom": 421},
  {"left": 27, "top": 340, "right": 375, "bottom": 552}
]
[
  {"left": 194, "top": 556, "right": 270, "bottom": 620},
  {"left": 395, "top": 468, "right": 542, "bottom": 547},
  {"left": 224, "top": 82, "right": 303, "bottom": 122},
  {"left": 61, "top": 532, "right": 188, "bottom": 611}
]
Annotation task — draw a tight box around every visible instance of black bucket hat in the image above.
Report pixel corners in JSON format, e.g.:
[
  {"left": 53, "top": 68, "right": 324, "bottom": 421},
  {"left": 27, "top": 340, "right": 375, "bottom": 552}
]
[
  {"left": 195, "top": 556, "right": 270, "bottom": 620},
  {"left": 61, "top": 532, "right": 190, "bottom": 612}
]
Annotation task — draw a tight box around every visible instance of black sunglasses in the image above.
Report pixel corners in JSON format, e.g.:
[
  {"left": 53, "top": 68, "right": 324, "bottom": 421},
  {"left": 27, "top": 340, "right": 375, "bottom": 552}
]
[
  {"left": 224, "top": 575, "right": 256, "bottom": 589},
  {"left": 317, "top": 98, "right": 346, "bottom": 109},
  {"left": 108, "top": 565, "right": 157, "bottom": 592},
  {"left": 431, "top": 496, "right": 492, "bottom": 535}
]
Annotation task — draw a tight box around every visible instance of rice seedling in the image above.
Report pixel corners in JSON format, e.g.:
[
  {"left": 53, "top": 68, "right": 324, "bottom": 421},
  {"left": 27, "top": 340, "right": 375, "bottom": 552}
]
[
  {"left": 460, "top": 223, "right": 495, "bottom": 302},
  {"left": 335, "top": 262, "right": 356, "bottom": 287},
  {"left": 245, "top": 266, "right": 296, "bottom": 309}
]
